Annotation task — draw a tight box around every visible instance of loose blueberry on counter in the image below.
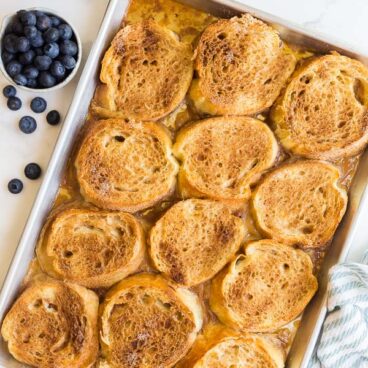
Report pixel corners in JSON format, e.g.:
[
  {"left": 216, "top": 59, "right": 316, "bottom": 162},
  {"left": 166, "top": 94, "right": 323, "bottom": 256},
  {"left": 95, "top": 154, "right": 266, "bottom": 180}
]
[
  {"left": 58, "top": 24, "right": 72, "bottom": 40},
  {"left": 19, "top": 11, "right": 37, "bottom": 26},
  {"left": 50, "top": 60, "right": 65, "bottom": 78},
  {"left": 23, "top": 25, "right": 37, "bottom": 39},
  {"left": 13, "top": 74, "right": 27, "bottom": 86},
  {"left": 3, "top": 85, "right": 16, "bottom": 98},
  {"left": 24, "top": 163, "right": 42, "bottom": 180},
  {"left": 43, "top": 42, "right": 59, "bottom": 59},
  {"left": 59, "top": 55, "right": 76, "bottom": 70},
  {"left": 60, "top": 40, "right": 77, "bottom": 56},
  {"left": 23, "top": 65, "right": 39, "bottom": 79},
  {"left": 18, "top": 49, "right": 35, "bottom": 65},
  {"left": 46, "top": 110, "right": 61, "bottom": 125},
  {"left": 5, "top": 60, "right": 22, "bottom": 77},
  {"left": 19, "top": 116, "right": 37, "bottom": 133},
  {"left": 30, "top": 97, "right": 47, "bottom": 113},
  {"left": 38, "top": 71, "right": 56, "bottom": 88},
  {"left": 36, "top": 14, "right": 52, "bottom": 31},
  {"left": 34, "top": 55, "right": 52, "bottom": 71},
  {"left": 7, "top": 96, "right": 22, "bottom": 111},
  {"left": 8, "top": 179, "right": 23, "bottom": 194}
]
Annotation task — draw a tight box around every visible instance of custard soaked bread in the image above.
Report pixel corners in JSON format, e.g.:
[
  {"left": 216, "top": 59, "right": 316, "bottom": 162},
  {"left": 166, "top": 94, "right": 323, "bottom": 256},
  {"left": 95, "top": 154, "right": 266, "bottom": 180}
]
[
  {"left": 1, "top": 277, "right": 99, "bottom": 368},
  {"left": 272, "top": 54, "right": 368, "bottom": 159},
  {"left": 149, "top": 199, "right": 246, "bottom": 286},
  {"left": 99, "top": 273, "right": 203, "bottom": 368},
  {"left": 36, "top": 207, "right": 145, "bottom": 288},
  {"left": 75, "top": 119, "right": 178, "bottom": 212},
  {"left": 190, "top": 14, "right": 296, "bottom": 116},
  {"left": 210, "top": 240, "right": 317, "bottom": 332},
  {"left": 252, "top": 160, "right": 348, "bottom": 248},
  {"left": 93, "top": 20, "right": 193, "bottom": 121},
  {"left": 173, "top": 117, "right": 279, "bottom": 208}
]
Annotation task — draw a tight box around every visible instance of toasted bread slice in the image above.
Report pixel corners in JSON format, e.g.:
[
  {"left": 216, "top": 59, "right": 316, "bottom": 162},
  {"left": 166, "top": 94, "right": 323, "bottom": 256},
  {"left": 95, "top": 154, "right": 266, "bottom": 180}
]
[
  {"left": 210, "top": 240, "right": 318, "bottom": 332},
  {"left": 271, "top": 54, "right": 368, "bottom": 159},
  {"left": 173, "top": 117, "right": 279, "bottom": 208},
  {"left": 94, "top": 20, "right": 193, "bottom": 121},
  {"left": 1, "top": 277, "right": 99, "bottom": 368},
  {"left": 36, "top": 207, "right": 145, "bottom": 288},
  {"left": 149, "top": 199, "right": 246, "bottom": 286},
  {"left": 191, "top": 14, "right": 296, "bottom": 116},
  {"left": 99, "top": 273, "right": 203, "bottom": 368},
  {"left": 252, "top": 160, "right": 348, "bottom": 248},
  {"left": 177, "top": 324, "right": 284, "bottom": 368},
  {"left": 75, "top": 119, "right": 179, "bottom": 212}
]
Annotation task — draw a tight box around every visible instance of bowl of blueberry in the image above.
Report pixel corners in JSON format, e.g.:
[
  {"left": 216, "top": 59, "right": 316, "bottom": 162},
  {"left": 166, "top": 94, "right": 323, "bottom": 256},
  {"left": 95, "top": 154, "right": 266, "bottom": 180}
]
[{"left": 0, "top": 8, "right": 81, "bottom": 91}]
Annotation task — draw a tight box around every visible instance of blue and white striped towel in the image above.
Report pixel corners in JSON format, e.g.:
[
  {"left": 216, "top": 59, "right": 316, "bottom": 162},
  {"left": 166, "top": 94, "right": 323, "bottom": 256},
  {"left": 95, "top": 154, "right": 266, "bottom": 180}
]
[{"left": 309, "top": 252, "right": 368, "bottom": 368}]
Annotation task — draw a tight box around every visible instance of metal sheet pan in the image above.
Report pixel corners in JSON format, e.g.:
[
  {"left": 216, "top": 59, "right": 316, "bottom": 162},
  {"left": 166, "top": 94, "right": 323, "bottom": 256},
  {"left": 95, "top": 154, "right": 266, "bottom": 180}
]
[{"left": 1, "top": 0, "right": 368, "bottom": 367}]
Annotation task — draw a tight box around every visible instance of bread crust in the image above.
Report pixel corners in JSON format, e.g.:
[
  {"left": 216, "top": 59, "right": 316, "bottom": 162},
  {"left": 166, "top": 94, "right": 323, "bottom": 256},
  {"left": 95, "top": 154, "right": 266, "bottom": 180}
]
[
  {"left": 1, "top": 277, "right": 99, "bottom": 368},
  {"left": 251, "top": 160, "right": 348, "bottom": 248},
  {"left": 75, "top": 119, "right": 179, "bottom": 212},
  {"left": 36, "top": 206, "right": 145, "bottom": 288},
  {"left": 94, "top": 20, "right": 193, "bottom": 121},
  {"left": 173, "top": 116, "right": 279, "bottom": 208},
  {"left": 192, "top": 14, "right": 296, "bottom": 115},
  {"left": 272, "top": 54, "right": 368, "bottom": 159},
  {"left": 210, "top": 240, "right": 318, "bottom": 333},
  {"left": 99, "top": 273, "right": 203, "bottom": 368},
  {"left": 149, "top": 199, "right": 246, "bottom": 286}
]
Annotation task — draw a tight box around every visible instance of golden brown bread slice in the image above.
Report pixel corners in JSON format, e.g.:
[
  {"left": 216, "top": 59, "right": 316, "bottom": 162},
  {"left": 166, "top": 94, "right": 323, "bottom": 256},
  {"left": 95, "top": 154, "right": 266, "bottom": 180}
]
[
  {"left": 99, "top": 273, "right": 203, "bottom": 368},
  {"left": 149, "top": 199, "right": 246, "bottom": 286},
  {"left": 1, "top": 277, "right": 99, "bottom": 368},
  {"left": 251, "top": 160, "right": 348, "bottom": 248},
  {"left": 177, "top": 324, "right": 284, "bottom": 368},
  {"left": 94, "top": 20, "right": 193, "bottom": 121},
  {"left": 173, "top": 116, "right": 279, "bottom": 208},
  {"left": 190, "top": 14, "right": 296, "bottom": 116},
  {"left": 75, "top": 119, "right": 179, "bottom": 212},
  {"left": 36, "top": 206, "right": 145, "bottom": 288},
  {"left": 271, "top": 54, "right": 368, "bottom": 159},
  {"left": 210, "top": 240, "right": 318, "bottom": 333}
]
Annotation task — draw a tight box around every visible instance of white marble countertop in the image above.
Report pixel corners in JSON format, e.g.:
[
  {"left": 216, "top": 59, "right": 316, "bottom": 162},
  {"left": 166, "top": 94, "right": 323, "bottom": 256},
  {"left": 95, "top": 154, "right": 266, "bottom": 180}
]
[{"left": 0, "top": 0, "right": 367, "bottom": 289}]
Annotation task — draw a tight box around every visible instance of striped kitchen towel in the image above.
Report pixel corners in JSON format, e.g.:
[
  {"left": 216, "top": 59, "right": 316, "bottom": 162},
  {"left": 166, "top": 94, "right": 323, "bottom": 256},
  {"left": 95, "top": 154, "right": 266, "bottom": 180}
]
[{"left": 309, "top": 252, "right": 368, "bottom": 368}]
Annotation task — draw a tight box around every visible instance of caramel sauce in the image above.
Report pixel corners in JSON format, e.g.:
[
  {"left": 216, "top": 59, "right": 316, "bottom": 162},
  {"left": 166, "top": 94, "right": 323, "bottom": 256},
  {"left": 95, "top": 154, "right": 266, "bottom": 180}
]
[{"left": 42, "top": 0, "right": 361, "bottom": 363}]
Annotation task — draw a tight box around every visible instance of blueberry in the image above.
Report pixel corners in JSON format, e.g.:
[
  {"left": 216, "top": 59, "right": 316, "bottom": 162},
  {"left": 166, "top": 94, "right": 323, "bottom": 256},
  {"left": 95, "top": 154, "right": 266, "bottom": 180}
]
[
  {"left": 30, "top": 96, "right": 47, "bottom": 112},
  {"left": 16, "top": 37, "right": 30, "bottom": 53},
  {"left": 43, "top": 42, "right": 59, "bottom": 59},
  {"left": 13, "top": 74, "right": 28, "bottom": 86},
  {"left": 23, "top": 65, "right": 39, "bottom": 79},
  {"left": 20, "top": 11, "right": 37, "bottom": 26},
  {"left": 11, "top": 20, "right": 24, "bottom": 35},
  {"left": 5, "top": 60, "right": 22, "bottom": 77},
  {"left": 26, "top": 78, "right": 38, "bottom": 88},
  {"left": 34, "top": 55, "right": 52, "bottom": 71},
  {"left": 58, "top": 24, "right": 73, "bottom": 40},
  {"left": 19, "top": 116, "right": 37, "bottom": 133},
  {"left": 30, "top": 31, "right": 44, "bottom": 48},
  {"left": 60, "top": 40, "right": 77, "bottom": 56},
  {"left": 7, "top": 96, "right": 22, "bottom": 110},
  {"left": 50, "top": 60, "right": 65, "bottom": 78},
  {"left": 38, "top": 71, "right": 56, "bottom": 88},
  {"left": 44, "top": 27, "right": 59, "bottom": 43},
  {"left": 3, "top": 85, "right": 16, "bottom": 98},
  {"left": 46, "top": 110, "right": 61, "bottom": 125},
  {"left": 36, "top": 15, "right": 52, "bottom": 31},
  {"left": 24, "top": 163, "right": 42, "bottom": 180},
  {"left": 34, "top": 47, "right": 43, "bottom": 56},
  {"left": 18, "top": 49, "right": 35, "bottom": 65},
  {"left": 59, "top": 55, "right": 76, "bottom": 70},
  {"left": 8, "top": 179, "right": 23, "bottom": 194},
  {"left": 34, "top": 10, "right": 44, "bottom": 17},
  {"left": 24, "top": 25, "right": 37, "bottom": 39},
  {"left": 2, "top": 51, "right": 14, "bottom": 64},
  {"left": 3, "top": 34, "right": 18, "bottom": 53},
  {"left": 50, "top": 16, "right": 61, "bottom": 27}
]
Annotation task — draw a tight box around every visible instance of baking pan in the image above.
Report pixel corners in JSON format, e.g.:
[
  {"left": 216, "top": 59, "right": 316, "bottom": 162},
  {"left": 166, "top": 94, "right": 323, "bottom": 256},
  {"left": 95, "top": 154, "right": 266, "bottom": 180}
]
[{"left": 1, "top": 0, "right": 368, "bottom": 367}]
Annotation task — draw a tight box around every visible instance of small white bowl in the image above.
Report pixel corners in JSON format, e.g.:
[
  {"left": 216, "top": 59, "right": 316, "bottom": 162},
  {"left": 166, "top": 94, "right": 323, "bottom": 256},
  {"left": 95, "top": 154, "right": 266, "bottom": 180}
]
[{"left": 0, "top": 7, "right": 82, "bottom": 92}]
